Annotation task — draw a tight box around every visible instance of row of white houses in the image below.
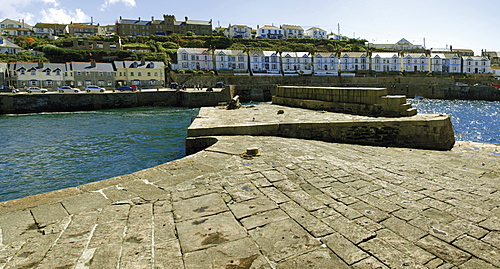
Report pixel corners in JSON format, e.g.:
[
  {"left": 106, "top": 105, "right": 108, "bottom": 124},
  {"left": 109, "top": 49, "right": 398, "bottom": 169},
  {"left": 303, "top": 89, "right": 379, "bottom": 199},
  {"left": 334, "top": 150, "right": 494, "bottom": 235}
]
[{"left": 173, "top": 48, "right": 492, "bottom": 76}]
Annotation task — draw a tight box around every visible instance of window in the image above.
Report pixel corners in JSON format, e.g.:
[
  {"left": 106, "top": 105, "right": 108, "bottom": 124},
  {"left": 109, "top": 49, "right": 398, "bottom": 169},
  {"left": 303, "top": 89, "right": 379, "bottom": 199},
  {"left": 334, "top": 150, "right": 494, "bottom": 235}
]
[
  {"left": 20, "top": 70, "right": 25, "bottom": 75},
  {"left": 46, "top": 70, "right": 50, "bottom": 76},
  {"left": 107, "top": 72, "right": 112, "bottom": 76},
  {"left": 99, "top": 72, "right": 103, "bottom": 76},
  {"left": 130, "top": 72, "right": 134, "bottom": 76},
  {"left": 138, "top": 72, "right": 142, "bottom": 76},
  {"left": 86, "top": 72, "right": 90, "bottom": 76},
  {"left": 56, "top": 70, "right": 60, "bottom": 76},
  {"left": 147, "top": 72, "right": 151, "bottom": 76},
  {"left": 31, "top": 70, "right": 36, "bottom": 75}
]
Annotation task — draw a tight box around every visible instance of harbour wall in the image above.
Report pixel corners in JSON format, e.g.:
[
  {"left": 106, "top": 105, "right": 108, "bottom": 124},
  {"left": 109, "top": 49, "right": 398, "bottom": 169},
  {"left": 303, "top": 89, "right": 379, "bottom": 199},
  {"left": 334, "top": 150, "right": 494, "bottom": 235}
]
[
  {"left": 174, "top": 75, "right": 500, "bottom": 102},
  {"left": 0, "top": 89, "right": 231, "bottom": 114}
]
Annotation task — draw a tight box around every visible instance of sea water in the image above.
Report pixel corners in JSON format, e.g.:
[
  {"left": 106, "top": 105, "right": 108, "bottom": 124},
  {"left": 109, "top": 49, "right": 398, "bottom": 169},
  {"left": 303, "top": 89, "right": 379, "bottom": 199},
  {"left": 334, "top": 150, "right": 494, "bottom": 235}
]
[{"left": 0, "top": 107, "right": 199, "bottom": 202}]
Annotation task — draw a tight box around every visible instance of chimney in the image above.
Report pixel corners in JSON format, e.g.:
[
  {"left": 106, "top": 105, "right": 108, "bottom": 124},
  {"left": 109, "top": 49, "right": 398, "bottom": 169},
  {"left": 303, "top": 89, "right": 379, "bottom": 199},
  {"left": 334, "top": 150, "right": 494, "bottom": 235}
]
[
  {"left": 90, "top": 59, "right": 96, "bottom": 68},
  {"left": 141, "top": 58, "right": 146, "bottom": 66},
  {"left": 138, "top": 17, "right": 141, "bottom": 21},
  {"left": 185, "top": 16, "right": 188, "bottom": 21},
  {"left": 152, "top": 16, "right": 154, "bottom": 21},
  {"left": 38, "top": 61, "right": 43, "bottom": 68}
]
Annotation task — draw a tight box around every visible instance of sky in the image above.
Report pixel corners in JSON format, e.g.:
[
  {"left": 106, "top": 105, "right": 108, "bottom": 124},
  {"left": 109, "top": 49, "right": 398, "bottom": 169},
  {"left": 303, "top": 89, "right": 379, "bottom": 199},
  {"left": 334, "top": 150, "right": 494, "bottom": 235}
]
[{"left": 2, "top": 0, "right": 499, "bottom": 55}]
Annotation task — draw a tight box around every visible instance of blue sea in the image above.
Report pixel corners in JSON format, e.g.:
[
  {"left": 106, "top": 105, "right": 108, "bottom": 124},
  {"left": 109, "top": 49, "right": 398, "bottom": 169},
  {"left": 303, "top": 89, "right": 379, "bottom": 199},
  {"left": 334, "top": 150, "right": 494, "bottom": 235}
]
[
  {"left": 408, "top": 99, "right": 500, "bottom": 144},
  {"left": 0, "top": 107, "right": 199, "bottom": 202},
  {"left": 0, "top": 100, "right": 498, "bottom": 202}
]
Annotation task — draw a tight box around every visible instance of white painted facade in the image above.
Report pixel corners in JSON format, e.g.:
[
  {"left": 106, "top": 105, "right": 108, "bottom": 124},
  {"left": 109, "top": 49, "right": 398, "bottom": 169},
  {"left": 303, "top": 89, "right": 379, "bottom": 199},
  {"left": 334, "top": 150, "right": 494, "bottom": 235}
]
[
  {"left": 463, "top": 56, "right": 491, "bottom": 74},
  {"left": 372, "top": 52, "right": 401, "bottom": 72},
  {"left": 305, "top": 27, "right": 327, "bottom": 39},
  {"left": 339, "top": 52, "right": 369, "bottom": 72},
  {"left": 312, "top": 52, "right": 338, "bottom": 75},
  {"left": 224, "top": 25, "right": 252, "bottom": 38},
  {"left": 402, "top": 53, "right": 429, "bottom": 72},
  {"left": 257, "top": 25, "right": 283, "bottom": 39},
  {"left": 215, "top": 50, "right": 247, "bottom": 72},
  {"left": 176, "top": 48, "right": 213, "bottom": 70},
  {"left": 282, "top": 52, "right": 312, "bottom": 74}
]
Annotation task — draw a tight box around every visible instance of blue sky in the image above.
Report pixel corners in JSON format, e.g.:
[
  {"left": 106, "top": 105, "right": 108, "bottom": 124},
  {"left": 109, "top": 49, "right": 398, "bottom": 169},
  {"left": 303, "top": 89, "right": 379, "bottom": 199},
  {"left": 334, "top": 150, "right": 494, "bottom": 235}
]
[{"left": 2, "top": 0, "right": 499, "bottom": 55}]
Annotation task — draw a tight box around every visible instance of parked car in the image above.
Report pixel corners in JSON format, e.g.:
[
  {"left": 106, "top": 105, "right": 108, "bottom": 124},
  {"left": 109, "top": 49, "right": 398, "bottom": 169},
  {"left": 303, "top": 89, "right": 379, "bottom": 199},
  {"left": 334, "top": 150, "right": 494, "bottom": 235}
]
[
  {"left": 215, "top": 82, "right": 225, "bottom": 88},
  {"left": 116, "top": 86, "right": 134, "bottom": 91},
  {"left": 455, "top": 82, "right": 468, "bottom": 86},
  {"left": 58, "top": 86, "right": 80, "bottom": 93},
  {"left": 492, "top": 84, "right": 500, "bottom": 88},
  {"left": 85, "top": 85, "right": 106, "bottom": 92},
  {"left": 170, "top": 82, "right": 179, "bottom": 89},
  {"left": 0, "top": 86, "right": 19, "bottom": 93},
  {"left": 27, "top": 87, "right": 48, "bottom": 93}
]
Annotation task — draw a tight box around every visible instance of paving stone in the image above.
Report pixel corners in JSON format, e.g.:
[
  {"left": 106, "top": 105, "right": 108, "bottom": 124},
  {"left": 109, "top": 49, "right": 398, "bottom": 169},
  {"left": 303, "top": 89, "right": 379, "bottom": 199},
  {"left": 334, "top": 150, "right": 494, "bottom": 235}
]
[
  {"left": 259, "top": 186, "right": 291, "bottom": 204},
  {"left": 248, "top": 218, "right": 321, "bottom": 262},
  {"left": 479, "top": 216, "right": 500, "bottom": 231},
  {"left": 276, "top": 248, "right": 350, "bottom": 269},
  {"left": 273, "top": 179, "right": 302, "bottom": 192},
  {"left": 330, "top": 201, "right": 364, "bottom": 219},
  {"left": 119, "top": 180, "right": 170, "bottom": 201},
  {"left": 86, "top": 244, "right": 121, "bottom": 269},
  {"left": 453, "top": 234, "right": 500, "bottom": 267},
  {"left": 351, "top": 257, "right": 390, "bottom": 269},
  {"left": 458, "top": 258, "right": 498, "bottom": 269},
  {"left": 322, "top": 232, "right": 369, "bottom": 265},
  {"left": 223, "top": 182, "right": 263, "bottom": 202},
  {"left": 173, "top": 192, "right": 228, "bottom": 222},
  {"left": 228, "top": 196, "right": 278, "bottom": 219},
  {"left": 391, "top": 208, "right": 420, "bottom": 221},
  {"left": 415, "top": 235, "right": 471, "bottom": 266},
  {"left": 153, "top": 203, "right": 177, "bottom": 244},
  {"left": 348, "top": 201, "right": 391, "bottom": 223},
  {"left": 322, "top": 213, "right": 376, "bottom": 244},
  {"left": 30, "top": 202, "right": 69, "bottom": 228},
  {"left": 285, "top": 189, "right": 326, "bottom": 212},
  {"left": 240, "top": 208, "right": 289, "bottom": 230},
  {"left": 101, "top": 185, "right": 140, "bottom": 203},
  {"left": 279, "top": 201, "right": 334, "bottom": 237},
  {"left": 0, "top": 209, "right": 39, "bottom": 245},
  {"left": 421, "top": 207, "right": 457, "bottom": 224},
  {"left": 248, "top": 172, "right": 273, "bottom": 188},
  {"left": 183, "top": 238, "right": 269, "bottom": 269},
  {"left": 354, "top": 216, "right": 385, "bottom": 233},
  {"left": 409, "top": 216, "right": 464, "bottom": 243},
  {"left": 449, "top": 218, "right": 489, "bottom": 239},
  {"left": 3, "top": 234, "right": 58, "bottom": 268},
  {"left": 154, "top": 240, "right": 184, "bottom": 269},
  {"left": 376, "top": 228, "right": 435, "bottom": 265},
  {"left": 483, "top": 231, "right": 500, "bottom": 247},
  {"left": 260, "top": 169, "right": 288, "bottom": 182},
  {"left": 176, "top": 211, "right": 247, "bottom": 253},
  {"left": 381, "top": 216, "right": 427, "bottom": 242},
  {"left": 89, "top": 218, "right": 125, "bottom": 248},
  {"left": 96, "top": 204, "right": 130, "bottom": 223},
  {"left": 359, "top": 237, "right": 427, "bottom": 268},
  {"left": 61, "top": 192, "right": 111, "bottom": 215}
]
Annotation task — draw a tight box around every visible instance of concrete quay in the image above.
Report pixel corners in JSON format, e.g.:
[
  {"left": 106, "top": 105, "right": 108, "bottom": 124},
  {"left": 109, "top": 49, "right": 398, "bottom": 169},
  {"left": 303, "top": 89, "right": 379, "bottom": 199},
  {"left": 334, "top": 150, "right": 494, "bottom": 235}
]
[{"left": 0, "top": 141, "right": 499, "bottom": 267}]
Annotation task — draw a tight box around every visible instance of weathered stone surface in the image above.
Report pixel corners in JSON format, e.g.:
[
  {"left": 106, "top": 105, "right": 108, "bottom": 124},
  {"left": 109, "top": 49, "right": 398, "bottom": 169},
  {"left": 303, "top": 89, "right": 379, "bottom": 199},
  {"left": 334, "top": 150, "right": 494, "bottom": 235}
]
[
  {"left": 176, "top": 211, "right": 247, "bottom": 253},
  {"left": 248, "top": 219, "right": 321, "bottom": 262},
  {"left": 0, "top": 135, "right": 499, "bottom": 268}
]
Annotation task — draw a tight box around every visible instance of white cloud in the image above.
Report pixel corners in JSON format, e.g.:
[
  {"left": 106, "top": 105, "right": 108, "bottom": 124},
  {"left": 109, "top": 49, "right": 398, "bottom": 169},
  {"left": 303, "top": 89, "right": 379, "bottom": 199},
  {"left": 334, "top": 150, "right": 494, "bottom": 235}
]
[
  {"left": 40, "top": 8, "right": 90, "bottom": 24},
  {"left": 100, "top": 0, "right": 136, "bottom": 11},
  {"left": 40, "top": 0, "right": 60, "bottom": 7}
]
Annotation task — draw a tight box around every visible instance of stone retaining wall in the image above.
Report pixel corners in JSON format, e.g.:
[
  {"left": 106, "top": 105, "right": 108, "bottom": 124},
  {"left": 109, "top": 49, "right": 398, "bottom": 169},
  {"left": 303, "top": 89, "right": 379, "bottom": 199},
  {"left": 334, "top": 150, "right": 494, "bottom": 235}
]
[
  {"left": 273, "top": 86, "right": 417, "bottom": 117},
  {"left": 0, "top": 89, "right": 231, "bottom": 114}
]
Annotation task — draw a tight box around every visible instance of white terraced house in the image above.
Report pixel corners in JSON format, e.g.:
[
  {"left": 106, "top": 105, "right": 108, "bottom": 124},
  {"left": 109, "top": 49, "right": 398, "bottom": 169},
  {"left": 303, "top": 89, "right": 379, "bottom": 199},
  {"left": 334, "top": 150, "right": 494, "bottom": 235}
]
[
  {"left": 312, "top": 52, "right": 338, "bottom": 76},
  {"left": 339, "top": 52, "right": 369, "bottom": 72},
  {"left": 402, "top": 53, "right": 429, "bottom": 72},
  {"left": 372, "top": 52, "right": 401, "bottom": 72},
  {"left": 215, "top": 50, "right": 248, "bottom": 72},
  {"left": 462, "top": 56, "right": 491, "bottom": 74},
  {"left": 172, "top": 48, "right": 493, "bottom": 75},
  {"left": 176, "top": 48, "right": 213, "bottom": 71}
]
